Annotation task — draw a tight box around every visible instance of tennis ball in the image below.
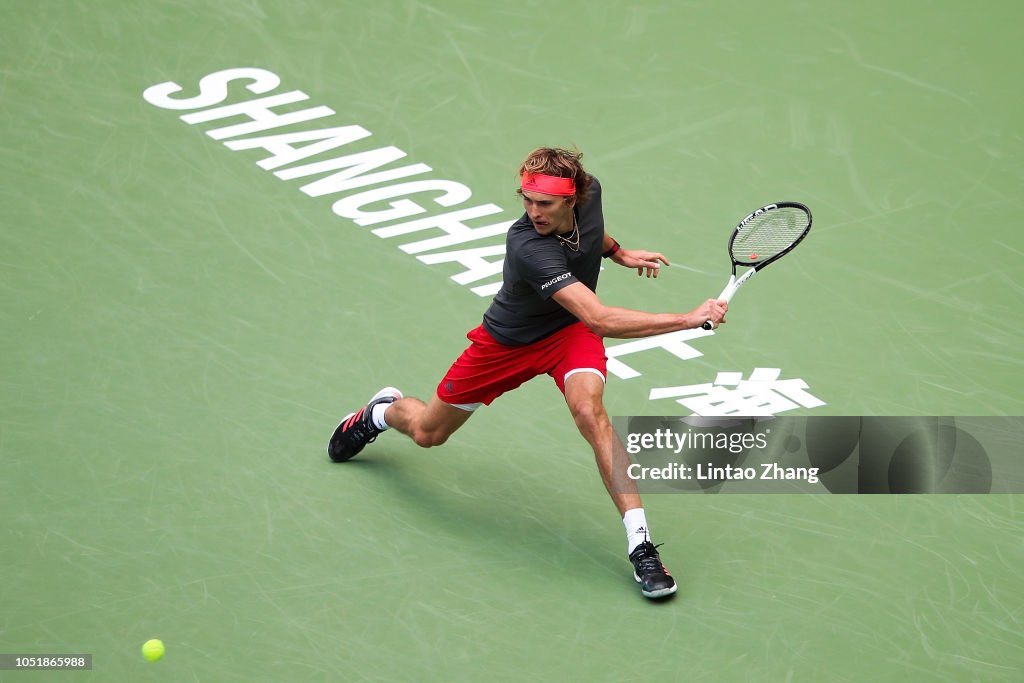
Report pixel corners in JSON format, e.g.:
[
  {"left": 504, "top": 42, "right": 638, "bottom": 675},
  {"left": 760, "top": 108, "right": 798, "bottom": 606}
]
[{"left": 142, "top": 639, "right": 165, "bottom": 662}]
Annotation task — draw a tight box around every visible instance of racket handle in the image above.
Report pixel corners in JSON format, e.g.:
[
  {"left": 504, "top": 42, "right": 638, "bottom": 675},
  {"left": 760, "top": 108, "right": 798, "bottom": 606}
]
[{"left": 700, "top": 274, "right": 746, "bottom": 331}]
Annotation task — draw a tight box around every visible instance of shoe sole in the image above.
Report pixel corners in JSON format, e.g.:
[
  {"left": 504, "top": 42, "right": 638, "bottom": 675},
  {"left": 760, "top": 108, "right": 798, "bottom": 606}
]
[
  {"left": 634, "top": 572, "right": 678, "bottom": 599},
  {"left": 370, "top": 386, "right": 404, "bottom": 403}
]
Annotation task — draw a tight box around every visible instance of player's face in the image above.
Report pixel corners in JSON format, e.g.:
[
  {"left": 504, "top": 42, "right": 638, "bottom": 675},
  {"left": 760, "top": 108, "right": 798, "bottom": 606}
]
[{"left": 521, "top": 191, "right": 576, "bottom": 236}]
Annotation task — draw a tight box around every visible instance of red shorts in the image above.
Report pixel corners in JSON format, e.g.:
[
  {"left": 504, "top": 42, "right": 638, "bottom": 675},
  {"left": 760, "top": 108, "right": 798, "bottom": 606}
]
[{"left": 436, "top": 322, "right": 607, "bottom": 408}]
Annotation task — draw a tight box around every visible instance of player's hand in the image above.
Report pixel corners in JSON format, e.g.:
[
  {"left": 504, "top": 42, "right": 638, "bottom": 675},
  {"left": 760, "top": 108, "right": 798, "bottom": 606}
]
[
  {"left": 614, "top": 249, "right": 669, "bottom": 278},
  {"left": 691, "top": 298, "right": 728, "bottom": 328}
]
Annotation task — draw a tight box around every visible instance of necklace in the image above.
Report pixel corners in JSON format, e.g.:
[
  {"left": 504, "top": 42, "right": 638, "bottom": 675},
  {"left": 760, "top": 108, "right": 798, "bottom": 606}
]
[{"left": 556, "top": 214, "right": 580, "bottom": 252}]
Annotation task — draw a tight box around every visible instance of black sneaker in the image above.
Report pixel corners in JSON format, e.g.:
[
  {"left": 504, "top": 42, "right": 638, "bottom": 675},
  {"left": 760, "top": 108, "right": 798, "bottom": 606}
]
[
  {"left": 328, "top": 387, "right": 403, "bottom": 462},
  {"left": 629, "top": 540, "right": 678, "bottom": 599}
]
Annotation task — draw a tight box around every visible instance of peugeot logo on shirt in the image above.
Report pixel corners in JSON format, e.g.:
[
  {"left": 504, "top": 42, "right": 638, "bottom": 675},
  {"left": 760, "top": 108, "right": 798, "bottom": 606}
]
[{"left": 541, "top": 273, "right": 571, "bottom": 290}]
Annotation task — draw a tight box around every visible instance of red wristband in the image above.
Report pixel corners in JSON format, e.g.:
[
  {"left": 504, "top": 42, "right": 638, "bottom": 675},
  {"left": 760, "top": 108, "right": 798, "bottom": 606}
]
[{"left": 602, "top": 240, "right": 620, "bottom": 259}]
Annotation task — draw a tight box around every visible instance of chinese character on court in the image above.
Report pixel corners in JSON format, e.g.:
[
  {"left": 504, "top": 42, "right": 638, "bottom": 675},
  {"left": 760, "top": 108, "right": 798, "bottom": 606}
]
[{"left": 648, "top": 368, "right": 826, "bottom": 416}]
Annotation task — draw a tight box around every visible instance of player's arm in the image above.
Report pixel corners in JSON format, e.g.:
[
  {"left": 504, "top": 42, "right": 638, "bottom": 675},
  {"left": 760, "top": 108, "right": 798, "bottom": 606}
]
[
  {"left": 602, "top": 234, "right": 669, "bottom": 278},
  {"left": 552, "top": 281, "right": 727, "bottom": 338}
]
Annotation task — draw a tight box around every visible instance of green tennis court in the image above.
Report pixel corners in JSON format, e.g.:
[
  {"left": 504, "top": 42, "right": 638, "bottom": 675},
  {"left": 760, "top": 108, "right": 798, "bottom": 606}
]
[{"left": 2, "top": 1, "right": 1022, "bottom": 680}]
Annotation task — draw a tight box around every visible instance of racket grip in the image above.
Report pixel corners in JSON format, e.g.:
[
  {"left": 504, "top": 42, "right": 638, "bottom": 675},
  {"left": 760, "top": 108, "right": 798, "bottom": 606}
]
[
  {"left": 700, "top": 277, "right": 743, "bottom": 331},
  {"left": 696, "top": 278, "right": 737, "bottom": 329}
]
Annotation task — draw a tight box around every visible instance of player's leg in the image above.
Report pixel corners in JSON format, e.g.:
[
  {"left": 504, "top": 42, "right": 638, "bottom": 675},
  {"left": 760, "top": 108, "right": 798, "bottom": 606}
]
[
  {"left": 550, "top": 326, "right": 643, "bottom": 518},
  {"left": 385, "top": 321, "right": 547, "bottom": 448},
  {"left": 562, "top": 372, "right": 677, "bottom": 599},
  {"left": 383, "top": 394, "right": 474, "bottom": 448},
  {"left": 562, "top": 370, "right": 641, "bottom": 515},
  {"left": 328, "top": 388, "right": 475, "bottom": 461},
  {"left": 557, "top": 334, "right": 678, "bottom": 599},
  {"left": 328, "top": 324, "right": 518, "bottom": 461}
]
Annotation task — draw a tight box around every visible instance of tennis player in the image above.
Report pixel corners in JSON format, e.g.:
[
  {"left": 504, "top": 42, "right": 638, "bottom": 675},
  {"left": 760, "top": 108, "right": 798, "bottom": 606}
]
[{"left": 329, "top": 147, "right": 728, "bottom": 599}]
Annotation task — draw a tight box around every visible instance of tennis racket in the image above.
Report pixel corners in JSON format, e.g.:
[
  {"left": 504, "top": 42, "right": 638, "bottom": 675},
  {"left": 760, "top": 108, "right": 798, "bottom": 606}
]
[{"left": 701, "top": 202, "right": 813, "bottom": 331}]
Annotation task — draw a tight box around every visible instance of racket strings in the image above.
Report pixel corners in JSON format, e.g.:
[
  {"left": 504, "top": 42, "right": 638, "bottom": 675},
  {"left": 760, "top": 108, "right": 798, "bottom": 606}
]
[{"left": 731, "top": 208, "right": 808, "bottom": 265}]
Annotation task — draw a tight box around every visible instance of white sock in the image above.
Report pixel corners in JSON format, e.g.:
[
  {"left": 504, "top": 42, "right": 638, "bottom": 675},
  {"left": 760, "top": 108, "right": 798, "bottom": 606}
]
[
  {"left": 623, "top": 508, "right": 650, "bottom": 555},
  {"left": 370, "top": 402, "right": 392, "bottom": 431}
]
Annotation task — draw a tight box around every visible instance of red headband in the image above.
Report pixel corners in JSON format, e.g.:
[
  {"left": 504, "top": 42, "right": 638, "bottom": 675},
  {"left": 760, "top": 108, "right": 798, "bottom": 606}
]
[{"left": 521, "top": 172, "right": 576, "bottom": 197}]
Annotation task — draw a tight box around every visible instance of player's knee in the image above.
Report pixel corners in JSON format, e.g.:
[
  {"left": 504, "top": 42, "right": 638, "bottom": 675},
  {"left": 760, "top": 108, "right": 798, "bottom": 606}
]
[
  {"left": 412, "top": 428, "right": 449, "bottom": 448},
  {"left": 568, "top": 398, "right": 604, "bottom": 430}
]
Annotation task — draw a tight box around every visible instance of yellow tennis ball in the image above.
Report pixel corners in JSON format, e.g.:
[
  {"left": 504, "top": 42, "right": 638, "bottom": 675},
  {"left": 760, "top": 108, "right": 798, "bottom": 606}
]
[{"left": 142, "top": 639, "right": 165, "bottom": 662}]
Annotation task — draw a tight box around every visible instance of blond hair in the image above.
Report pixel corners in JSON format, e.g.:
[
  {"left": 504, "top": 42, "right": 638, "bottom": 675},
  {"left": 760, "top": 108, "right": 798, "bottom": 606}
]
[{"left": 517, "top": 147, "right": 593, "bottom": 205}]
